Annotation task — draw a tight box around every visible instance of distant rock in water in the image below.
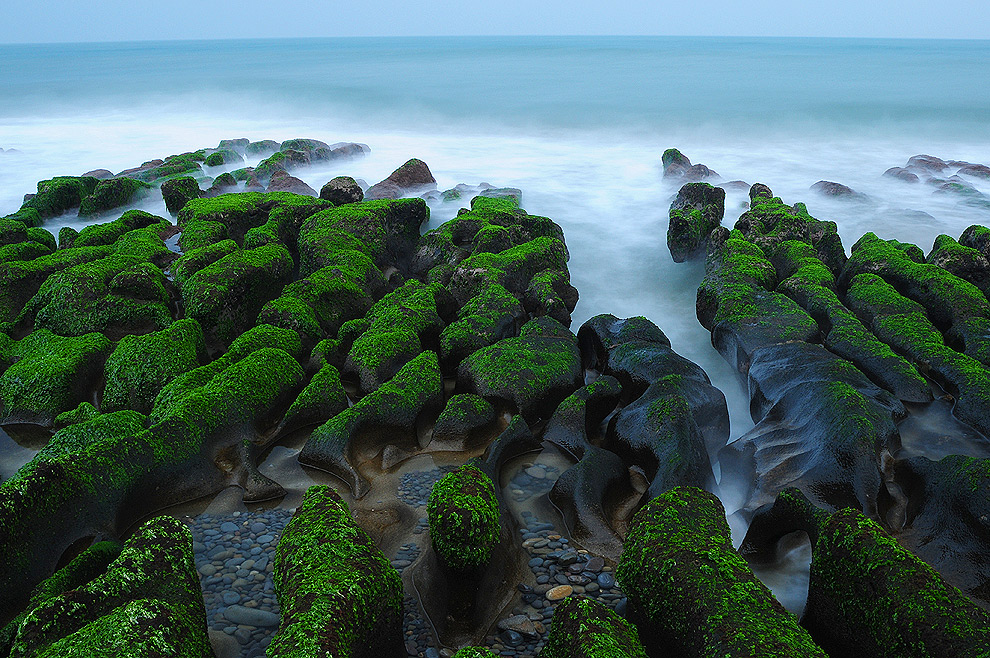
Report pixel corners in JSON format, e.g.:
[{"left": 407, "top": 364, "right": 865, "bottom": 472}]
[
  {"left": 906, "top": 154, "right": 949, "bottom": 174},
  {"left": 661, "top": 148, "right": 718, "bottom": 182},
  {"left": 320, "top": 176, "right": 364, "bottom": 205},
  {"left": 366, "top": 158, "right": 437, "bottom": 200},
  {"left": 883, "top": 166, "right": 920, "bottom": 183},
  {"left": 957, "top": 163, "right": 990, "bottom": 180},
  {"left": 810, "top": 180, "right": 869, "bottom": 201},
  {"left": 81, "top": 168, "right": 113, "bottom": 179}
]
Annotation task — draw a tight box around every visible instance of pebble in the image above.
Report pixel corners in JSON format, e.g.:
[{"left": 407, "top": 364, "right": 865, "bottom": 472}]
[
  {"left": 224, "top": 605, "right": 280, "bottom": 627},
  {"left": 546, "top": 585, "right": 573, "bottom": 601}
]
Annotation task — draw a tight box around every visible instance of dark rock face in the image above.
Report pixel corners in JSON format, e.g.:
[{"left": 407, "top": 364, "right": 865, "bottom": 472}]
[
  {"left": 320, "top": 175, "right": 364, "bottom": 205},
  {"left": 810, "top": 180, "right": 861, "bottom": 198},
  {"left": 667, "top": 182, "right": 726, "bottom": 262},
  {"left": 366, "top": 158, "right": 437, "bottom": 200},
  {"left": 883, "top": 166, "right": 921, "bottom": 183},
  {"left": 269, "top": 485, "right": 403, "bottom": 658},
  {"left": 617, "top": 487, "right": 827, "bottom": 657},
  {"left": 81, "top": 168, "right": 113, "bottom": 179},
  {"left": 906, "top": 154, "right": 949, "bottom": 174},
  {"left": 266, "top": 170, "right": 317, "bottom": 197}
]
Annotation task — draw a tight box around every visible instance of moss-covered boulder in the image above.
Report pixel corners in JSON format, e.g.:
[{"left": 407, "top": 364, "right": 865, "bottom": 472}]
[
  {"left": 320, "top": 176, "right": 364, "bottom": 205},
  {"left": 430, "top": 394, "right": 497, "bottom": 452},
  {"left": 101, "top": 318, "right": 207, "bottom": 414},
  {"left": 21, "top": 176, "right": 99, "bottom": 219},
  {"left": 180, "top": 242, "right": 293, "bottom": 349},
  {"left": 457, "top": 318, "right": 582, "bottom": 423},
  {"left": 255, "top": 149, "right": 310, "bottom": 180},
  {"left": 667, "top": 182, "right": 725, "bottom": 262},
  {"left": 125, "top": 151, "right": 205, "bottom": 183},
  {"left": 0, "top": 245, "right": 117, "bottom": 322},
  {"left": 269, "top": 485, "right": 403, "bottom": 658},
  {"left": 298, "top": 198, "right": 429, "bottom": 275},
  {"left": 428, "top": 464, "right": 500, "bottom": 571},
  {"left": 299, "top": 351, "right": 443, "bottom": 497},
  {"left": 77, "top": 177, "right": 152, "bottom": 217},
  {"left": 0, "top": 329, "right": 111, "bottom": 426},
  {"left": 7, "top": 516, "right": 213, "bottom": 658},
  {"left": 245, "top": 139, "right": 281, "bottom": 157},
  {"left": 661, "top": 148, "right": 691, "bottom": 178},
  {"left": 452, "top": 649, "right": 497, "bottom": 658},
  {"left": 805, "top": 508, "right": 990, "bottom": 657},
  {"left": 204, "top": 148, "right": 243, "bottom": 167},
  {"left": 161, "top": 176, "right": 202, "bottom": 215},
  {"left": 617, "top": 487, "right": 826, "bottom": 657},
  {"left": 539, "top": 596, "right": 648, "bottom": 658},
  {"left": 73, "top": 209, "right": 170, "bottom": 249},
  {"left": 277, "top": 361, "right": 348, "bottom": 435}
]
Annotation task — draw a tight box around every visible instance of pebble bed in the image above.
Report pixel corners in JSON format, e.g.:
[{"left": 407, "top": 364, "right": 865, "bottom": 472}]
[{"left": 188, "top": 508, "right": 293, "bottom": 658}]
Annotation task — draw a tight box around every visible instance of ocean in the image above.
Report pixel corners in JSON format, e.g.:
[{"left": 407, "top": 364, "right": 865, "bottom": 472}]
[{"left": 1, "top": 37, "right": 989, "bottom": 611}]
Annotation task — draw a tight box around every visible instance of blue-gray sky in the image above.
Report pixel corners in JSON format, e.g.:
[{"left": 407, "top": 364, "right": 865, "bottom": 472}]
[{"left": 2, "top": 0, "right": 989, "bottom": 43}]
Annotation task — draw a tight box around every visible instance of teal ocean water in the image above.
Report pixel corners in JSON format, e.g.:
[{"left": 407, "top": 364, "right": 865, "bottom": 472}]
[{"left": 1, "top": 35, "right": 989, "bottom": 487}]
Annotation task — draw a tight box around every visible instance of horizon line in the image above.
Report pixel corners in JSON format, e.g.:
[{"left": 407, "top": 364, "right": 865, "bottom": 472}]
[{"left": 2, "top": 33, "right": 989, "bottom": 47}]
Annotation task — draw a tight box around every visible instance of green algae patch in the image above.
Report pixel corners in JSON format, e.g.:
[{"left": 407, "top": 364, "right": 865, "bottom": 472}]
[
  {"left": 539, "top": 596, "right": 648, "bottom": 658},
  {"left": 617, "top": 487, "right": 826, "bottom": 657},
  {"left": 269, "top": 485, "right": 403, "bottom": 658},
  {"left": 299, "top": 351, "right": 442, "bottom": 498},
  {"left": 279, "top": 361, "right": 348, "bottom": 434},
  {"left": 102, "top": 318, "right": 207, "bottom": 414},
  {"left": 456, "top": 319, "right": 584, "bottom": 422},
  {"left": 22, "top": 176, "right": 99, "bottom": 219},
  {"left": 452, "top": 649, "right": 497, "bottom": 658},
  {"left": 8, "top": 516, "right": 213, "bottom": 658},
  {"left": 0, "top": 329, "right": 112, "bottom": 426},
  {"left": 78, "top": 178, "right": 152, "bottom": 217},
  {"left": 439, "top": 282, "right": 524, "bottom": 369},
  {"left": 73, "top": 209, "right": 169, "bottom": 249},
  {"left": 667, "top": 182, "right": 725, "bottom": 262},
  {"left": 0, "top": 245, "right": 114, "bottom": 323},
  {"left": 428, "top": 464, "right": 500, "bottom": 571},
  {"left": 805, "top": 509, "right": 990, "bottom": 658},
  {"left": 178, "top": 191, "right": 329, "bottom": 249},
  {"left": 181, "top": 243, "right": 293, "bottom": 349},
  {"left": 170, "top": 239, "right": 238, "bottom": 288},
  {"left": 448, "top": 236, "right": 569, "bottom": 304},
  {"left": 431, "top": 393, "right": 496, "bottom": 450}
]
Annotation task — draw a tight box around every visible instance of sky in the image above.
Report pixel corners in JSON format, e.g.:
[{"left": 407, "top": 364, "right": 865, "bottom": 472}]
[{"left": 2, "top": 0, "right": 989, "bottom": 43}]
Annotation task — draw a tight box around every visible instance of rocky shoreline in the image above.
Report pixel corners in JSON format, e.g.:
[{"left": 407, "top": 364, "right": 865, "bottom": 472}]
[{"left": 0, "top": 137, "right": 988, "bottom": 657}]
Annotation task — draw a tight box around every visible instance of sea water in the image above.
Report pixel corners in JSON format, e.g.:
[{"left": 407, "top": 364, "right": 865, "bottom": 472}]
[{"left": 2, "top": 36, "right": 989, "bottom": 531}]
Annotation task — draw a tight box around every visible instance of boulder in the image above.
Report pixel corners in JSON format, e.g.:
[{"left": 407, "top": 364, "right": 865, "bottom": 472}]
[
  {"left": 667, "top": 182, "right": 725, "bottom": 262},
  {"left": 366, "top": 158, "right": 436, "bottom": 200},
  {"left": 320, "top": 176, "right": 364, "bottom": 205},
  {"left": 161, "top": 176, "right": 202, "bottom": 215},
  {"left": 538, "top": 597, "right": 648, "bottom": 658},
  {"left": 267, "top": 170, "right": 317, "bottom": 197}
]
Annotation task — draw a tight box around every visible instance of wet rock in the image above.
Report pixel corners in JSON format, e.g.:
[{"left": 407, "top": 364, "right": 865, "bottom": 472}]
[
  {"left": 883, "top": 166, "right": 920, "bottom": 183},
  {"left": 667, "top": 182, "right": 726, "bottom": 262},
  {"left": 366, "top": 158, "right": 436, "bottom": 200},
  {"left": 267, "top": 170, "right": 317, "bottom": 197},
  {"left": 205, "top": 149, "right": 244, "bottom": 167},
  {"left": 269, "top": 485, "right": 403, "bottom": 658},
  {"left": 661, "top": 148, "right": 691, "bottom": 178},
  {"left": 809, "top": 180, "right": 867, "bottom": 201},
  {"left": 81, "top": 168, "right": 114, "bottom": 179},
  {"left": 245, "top": 140, "right": 281, "bottom": 158},
  {"left": 320, "top": 176, "right": 364, "bottom": 205},
  {"left": 906, "top": 154, "right": 949, "bottom": 174},
  {"left": 617, "top": 487, "right": 826, "bottom": 657},
  {"left": 545, "top": 585, "right": 572, "bottom": 601},
  {"left": 539, "top": 596, "right": 647, "bottom": 658},
  {"left": 161, "top": 176, "right": 203, "bottom": 215},
  {"left": 957, "top": 163, "right": 990, "bottom": 180},
  {"left": 224, "top": 605, "right": 279, "bottom": 627},
  {"left": 430, "top": 394, "right": 497, "bottom": 452},
  {"left": 683, "top": 163, "right": 718, "bottom": 181}
]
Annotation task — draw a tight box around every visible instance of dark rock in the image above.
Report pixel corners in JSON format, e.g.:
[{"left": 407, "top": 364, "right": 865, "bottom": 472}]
[
  {"left": 667, "top": 182, "right": 726, "bottom": 262},
  {"left": 661, "top": 148, "right": 691, "bottom": 178},
  {"left": 245, "top": 140, "right": 281, "bottom": 157},
  {"left": 906, "top": 154, "right": 949, "bottom": 173},
  {"left": 81, "top": 169, "right": 113, "bottom": 179},
  {"left": 683, "top": 163, "right": 718, "bottom": 181},
  {"left": 540, "top": 597, "right": 648, "bottom": 658},
  {"left": 266, "top": 170, "right": 317, "bottom": 197},
  {"left": 320, "top": 176, "right": 364, "bottom": 205},
  {"left": 810, "top": 180, "right": 866, "bottom": 200},
  {"left": 957, "top": 163, "right": 990, "bottom": 180},
  {"left": 883, "top": 166, "right": 921, "bottom": 183},
  {"left": 160, "top": 176, "right": 202, "bottom": 215},
  {"left": 366, "top": 158, "right": 436, "bottom": 200}
]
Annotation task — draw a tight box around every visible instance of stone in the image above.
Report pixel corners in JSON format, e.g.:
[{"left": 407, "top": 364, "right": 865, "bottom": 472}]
[
  {"left": 546, "top": 585, "right": 573, "bottom": 601},
  {"left": 223, "top": 604, "right": 280, "bottom": 627}
]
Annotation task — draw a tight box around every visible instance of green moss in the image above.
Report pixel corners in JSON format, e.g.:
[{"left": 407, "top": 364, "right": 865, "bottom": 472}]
[
  {"left": 9, "top": 516, "right": 213, "bottom": 658},
  {"left": 428, "top": 464, "right": 500, "bottom": 570},
  {"left": 181, "top": 243, "right": 293, "bottom": 348},
  {"left": 204, "top": 149, "right": 243, "bottom": 167},
  {"left": 280, "top": 361, "right": 348, "bottom": 432},
  {"left": 807, "top": 509, "right": 990, "bottom": 657},
  {"left": 102, "top": 318, "right": 206, "bottom": 414},
  {"left": 128, "top": 151, "right": 205, "bottom": 183},
  {"left": 25, "top": 227, "right": 56, "bottom": 252},
  {"left": 78, "top": 178, "right": 152, "bottom": 217},
  {"left": 74, "top": 210, "right": 169, "bottom": 249},
  {"left": 3, "top": 208, "right": 43, "bottom": 228},
  {"left": 170, "top": 239, "right": 238, "bottom": 288},
  {"left": 0, "top": 241, "right": 51, "bottom": 265},
  {"left": 0, "top": 329, "right": 112, "bottom": 425},
  {"left": 540, "top": 597, "right": 649, "bottom": 658},
  {"left": 617, "top": 487, "right": 826, "bottom": 657},
  {"left": 451, "top": 649, "right": 497, "bottom": 658},
  {"left": 53, "top": 401, "right": 100, "bottom": 430},
  {"left": 268, "top": 485, "right": 403, "bottom": 658},
  {"left": 22, "top": 176, "right": 99, "bottom": 219}
]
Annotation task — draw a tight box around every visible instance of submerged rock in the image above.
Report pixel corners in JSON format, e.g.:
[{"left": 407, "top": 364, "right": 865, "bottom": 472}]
[
  {"left": 320, "top": 175, "right": 364, "bottom": 205},
  {"left": 366, "top": 158, "right": 437, "bottom": 200}
]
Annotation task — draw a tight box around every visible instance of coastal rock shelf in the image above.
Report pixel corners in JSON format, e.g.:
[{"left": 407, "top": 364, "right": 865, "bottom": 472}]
[{"left": 0, "top": 138, "right": 988, "bottom": 658}]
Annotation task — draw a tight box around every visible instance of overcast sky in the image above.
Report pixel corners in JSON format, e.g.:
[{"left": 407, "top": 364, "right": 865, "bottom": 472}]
[{"left": 2, "top": 0, "right": 989, "bottom": 43}]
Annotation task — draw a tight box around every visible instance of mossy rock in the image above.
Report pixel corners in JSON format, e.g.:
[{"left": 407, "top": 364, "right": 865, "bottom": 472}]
[
  {"left": 2, "top": 208, "right": 43, "bottom": 228},
  {"left": 161, "top": 176, "right": 202, "bottom": 215},
  {"left": 299, "top": 351, "right": 443, "bottom": 498},
  {"left": 0, "top": 240, "right": 52, "bottom": 266},
  {"left": 278, "top": 361, "right": 348, "bottom": 435},
  {"left": 7, "top": 516, "right": 213, "bottom": 658},
  {"left": 21, "top": 176, "right": 99, "bottom": 219},
  {"left": 805, "top": 509, "right": 990, "bottom": 657},
  {"left": 77, "top": 177, "right": 152, "bottom": 217},
  {"left": 452, "top": 649, "right": 497, "bottom": 658},
  {"left": 245, "top": 140, "right": 281, "bottom": 157},
  {"left": 539, "top": 596, "right": 648, "bottom": 658},
  {"left": 448, "top": 236, "right": 569, "bottom": 305},
  {"left": 457, "top": 319, "right": 583, "bottom": 423},
  {"left": 0, "top": 329, "right": 112, "bottom": 426},
  {"left": 269, "top": 485, "right": 403, "bottom": 658},
  {"left": 255, "top": 149, "right": 310, "bottom": 179},
  {"left": 438, "top": 282, "right": 525, "bottom": 369},
  {"left": 128, "top": 151, "right": 204, "bottom": 183},
  {"left": 102, "top": 318, "right": 207, "bottom": 414},
  {"left": 667, "top": 182, "right": 725, "bottom": 262},
  {"left": 428, "top": 464, "right": 500, "bottom": 571},
  {"left": 180, "top": 243, "right": 293, "bottom": 349},
  {"left": 204, "top": 148, "right": 243, "bottom": 167},
  {"left": 170, "top": 239, "right": 237, "bottom": 288},
  {"left": 298, "top": 198, "right": 429, "bottom": 275},
  {"left": 430, "top": 394, "right": 497, "bottom": 451},
  {"left": 617, "top": 487, "right": 826, "bottom": 657},
  {"left": 73, "top": 209, "right": 169, "bottom": 249}
]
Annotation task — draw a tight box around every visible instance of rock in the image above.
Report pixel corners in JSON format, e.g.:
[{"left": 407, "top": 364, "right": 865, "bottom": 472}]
[
  {"left": 320, "top": 176, "right": 364, "bottom": 205},
  {"left": 217, "top": 138, "right": 250, "bottom": 154},
  {"left": 809, "top": 180, "right": 863, "bottom": 198},
  {"left": 245, "top": 140, "right": 281, "bottom": 157},
  {"left": 205, "top": 149, "right": 244, "bottom": 167},
  {"left": 81, "top": 168, "right": 113, "bottom": 179},
  {"left": 618, "top": 487, "right": 826, "bottom": 657},
  {"left": 497, "top": 614, "right": 538, "bottom": 638},
  {"left": 540, "top": 597, "right": 647, "bottom": 658},
  {"left": 223, "top": 605, "right": 279, "bottom": 627},
  {"left": 883, "top": 166, "right": 921, "bottom": 183},
  {"left": 428, "top": 464, "right": 500, "bottom": 571},
  {"left": 430, "top": 394, "right": 497, "bottom": 452},
  {"left": 683, "top": 163, "right": 718, "bottom": 181},
  {"left": 266, "top": 170, "right": 317, "bottom": 197},
  {"left": 906, "top": 154, "right": 949, "bottom": 173},
  {"left": 161, "top": 176, "right": 202, "bottom": 215},
  {"left": 546, "top": 585, "right": 573, "bottom": 601},
  {"left": 268, "top": 485, "right": 403, "bottom": 658},
  {"left": 957, "top": 163, "right": 990, "bottom": 180},
  {"left": 366, "top": 158, "right": 436, "bottom": 200},
  {"left": 667, "top": 182, "right": 725, "bottom": 262},
  {"left": 661, "top": 148, "right": 691, "bottom": 178}
]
